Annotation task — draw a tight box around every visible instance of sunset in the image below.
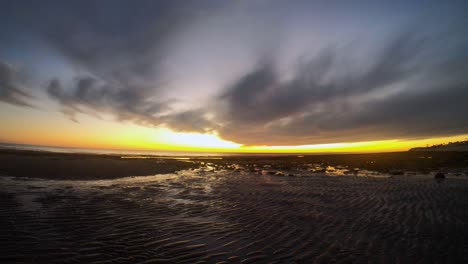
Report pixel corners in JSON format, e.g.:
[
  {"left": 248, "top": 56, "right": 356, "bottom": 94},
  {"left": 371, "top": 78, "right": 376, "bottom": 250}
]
[
  {"left": 1, "top": 1, "right": 468, "bottom": 263},
  {"left": 2, "top": 102, "right": 468, "bottom": 153}
]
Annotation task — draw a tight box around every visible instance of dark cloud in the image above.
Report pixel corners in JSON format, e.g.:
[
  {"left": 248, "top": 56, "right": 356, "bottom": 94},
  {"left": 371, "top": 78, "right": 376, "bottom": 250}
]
[
  {"left": 47, "top": 76, "right": 214, "bottom": 132},
  {"left": 161, "top": 110, "right": 217, "bottom": 134},
  {"left": 33, "top": 0, "right": 218, "bottom": 131},
  {"left": 40, "top": 1, "right": 183, "bottom": 79},
  {"left": 215, "top": 32, "right": 468, "bottom": 145},
  {"left": 0, "top": 61, "right": 34, "bottom": 107},
  {"left": 48, "top": 76, "right": 164, "bottom": 125},
  {"left": 219, "top": 32, "right": 424, "bottom": 123}
]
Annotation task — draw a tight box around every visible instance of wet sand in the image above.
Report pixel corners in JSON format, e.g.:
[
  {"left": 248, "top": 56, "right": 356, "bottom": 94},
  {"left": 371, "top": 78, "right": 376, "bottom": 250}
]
[
  {"left": 0, "top": 149, "right": 198, "bottom": 180},
  {"left": 1, "top": 150, "right": 468, "bottom": 263}
]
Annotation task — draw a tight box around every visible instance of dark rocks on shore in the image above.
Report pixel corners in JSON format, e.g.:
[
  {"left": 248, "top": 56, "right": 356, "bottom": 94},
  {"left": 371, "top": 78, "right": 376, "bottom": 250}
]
[
  {"left": 343, "top": 170, "right": 358, "bottom": 175},
  {"left": 312, "top": 168, "right": 326, "bottom": 173},
  {"left": 434, "top": 172, "right": 445, "bottom": 179},
  {"left": 389, "top": 170, "right": 404, "bottom": 175}
]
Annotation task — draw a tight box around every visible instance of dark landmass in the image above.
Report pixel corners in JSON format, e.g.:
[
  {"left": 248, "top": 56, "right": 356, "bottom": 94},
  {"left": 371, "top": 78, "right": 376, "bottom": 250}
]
[{"left": 410, "top": 140, "right": 468, "bottom": 152}]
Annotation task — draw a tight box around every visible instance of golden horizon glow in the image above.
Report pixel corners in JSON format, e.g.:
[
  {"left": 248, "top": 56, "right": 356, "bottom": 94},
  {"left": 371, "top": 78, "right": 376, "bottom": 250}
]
[
  {"left": 154, "top": 128, "right": 241, "bottom": 149},
  {"left": 2, "top": 127, "right": 468, "bottom": 154},
  {"left": 1, "top": 104, "right": 468, "bottom": 154},
  {"left": 137, "top": 133, "right": 468, "bottom": 153}
]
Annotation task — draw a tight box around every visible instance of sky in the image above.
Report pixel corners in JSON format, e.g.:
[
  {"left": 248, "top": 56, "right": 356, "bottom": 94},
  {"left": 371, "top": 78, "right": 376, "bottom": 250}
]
[{"left": 1, "top": 0, "right": 468, "bottom": 153}]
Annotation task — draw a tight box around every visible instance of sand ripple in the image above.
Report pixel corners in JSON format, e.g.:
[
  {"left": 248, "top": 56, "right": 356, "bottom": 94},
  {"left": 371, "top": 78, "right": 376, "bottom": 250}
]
[{"left": 1, "top": 171, "right": 468, "bottom": 263}]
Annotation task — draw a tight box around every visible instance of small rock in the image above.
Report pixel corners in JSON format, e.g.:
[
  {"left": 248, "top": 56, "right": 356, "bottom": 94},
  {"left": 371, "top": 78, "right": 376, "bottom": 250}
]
[
  {"left": 434, "top": 172, "right": 445, "bottom": 179},
  {"left": 389, "top": 170, "right": 404, "bottom": 175}
]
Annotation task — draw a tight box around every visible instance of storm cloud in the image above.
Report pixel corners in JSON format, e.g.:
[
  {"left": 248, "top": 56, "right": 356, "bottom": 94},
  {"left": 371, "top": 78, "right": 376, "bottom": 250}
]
[
  {"left": 46, "top": 76, "right": 214, "bottom": 133},
  {"left": 32, "top": 0, "right": 217, "bottom": 132},
  {"left": 1, "top": 0, "right": 468, "bottom": 146},
  {"left": 215, "top": 31, "right": 468, "bottom": 145}
]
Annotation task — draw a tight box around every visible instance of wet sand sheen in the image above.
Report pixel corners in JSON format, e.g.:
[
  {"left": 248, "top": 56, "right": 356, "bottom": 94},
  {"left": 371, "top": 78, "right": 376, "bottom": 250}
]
[{"left": 2, "top": 168, "right": 468, "bottom": 263}]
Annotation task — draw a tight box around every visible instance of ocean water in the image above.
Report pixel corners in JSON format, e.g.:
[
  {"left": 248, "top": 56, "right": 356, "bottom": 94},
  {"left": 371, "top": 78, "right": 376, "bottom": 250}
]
[
  {"left": 0, "top": 143, "right": 225, "bottom": 156},
  {"left": 0, "top": 142, "right": 309, "bottom": 157}
]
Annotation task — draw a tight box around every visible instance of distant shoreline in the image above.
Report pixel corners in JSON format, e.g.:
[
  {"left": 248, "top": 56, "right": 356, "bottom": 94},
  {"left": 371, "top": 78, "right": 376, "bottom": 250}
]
[{"left": 410, "top": 140, "right": 468, "bottom": 152}]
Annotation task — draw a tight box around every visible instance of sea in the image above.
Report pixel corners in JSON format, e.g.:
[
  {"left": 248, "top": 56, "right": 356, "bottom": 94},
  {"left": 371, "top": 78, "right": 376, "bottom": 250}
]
[{"left": 0, "top": 142, "right": 320, "bottom": 157}]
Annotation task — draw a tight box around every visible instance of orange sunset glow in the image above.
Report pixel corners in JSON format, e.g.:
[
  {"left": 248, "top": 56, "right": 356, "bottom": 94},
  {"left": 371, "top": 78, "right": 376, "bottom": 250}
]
[{"left": 2, "top": 103, "right": 467, "bottom": 153}]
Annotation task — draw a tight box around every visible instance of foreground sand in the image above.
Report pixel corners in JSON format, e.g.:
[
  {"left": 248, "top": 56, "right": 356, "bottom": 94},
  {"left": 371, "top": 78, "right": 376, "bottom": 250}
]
[
  {"left": 0, "top": 149, "right": 198, "bottom": 180},
  {"left": 1, "top": 150, "right": 468, "bottom": 263}
]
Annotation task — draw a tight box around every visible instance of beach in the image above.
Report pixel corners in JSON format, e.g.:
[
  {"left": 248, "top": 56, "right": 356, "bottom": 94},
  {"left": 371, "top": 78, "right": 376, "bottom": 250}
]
[{"left": 1, "top": 149, "right": 468, "bottom": 263}]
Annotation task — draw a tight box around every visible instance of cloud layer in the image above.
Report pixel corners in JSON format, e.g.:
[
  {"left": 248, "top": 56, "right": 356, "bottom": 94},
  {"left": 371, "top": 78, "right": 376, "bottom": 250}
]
[
  {"left": 1, "top": 1, "right": 468, "bottom": 146},
  {"left": 0, "top": 61, "right": 34, "bottom": 107},
  {"left": 214, "top": 32, "right": 468, "bottom": 145}
]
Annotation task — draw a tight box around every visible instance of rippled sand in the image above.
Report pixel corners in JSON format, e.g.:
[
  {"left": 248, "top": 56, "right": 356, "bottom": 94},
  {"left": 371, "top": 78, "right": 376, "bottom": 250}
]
[{"left": 2, "top": 167, "right": 468, "bottom": 263}]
